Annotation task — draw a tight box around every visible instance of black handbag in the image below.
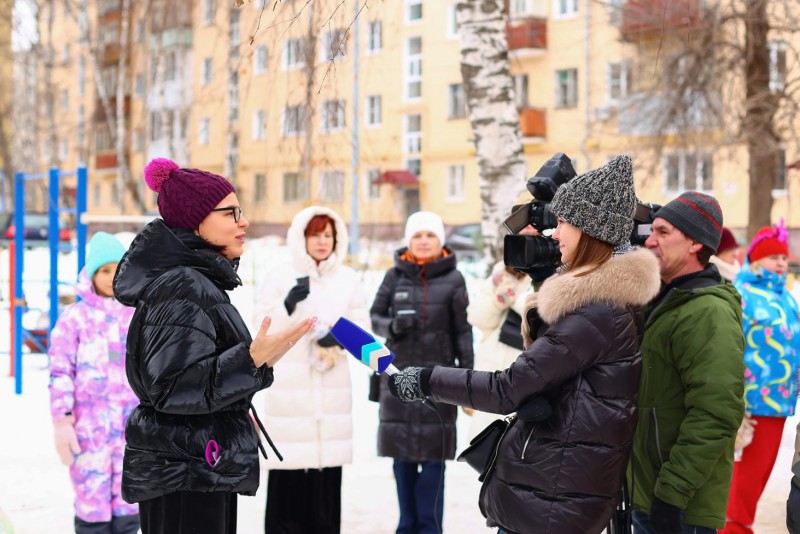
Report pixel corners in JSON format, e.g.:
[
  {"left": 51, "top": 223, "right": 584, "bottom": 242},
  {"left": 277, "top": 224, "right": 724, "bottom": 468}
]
[{"left": 456, "top": 416, "right": 515, "bottom": 482}]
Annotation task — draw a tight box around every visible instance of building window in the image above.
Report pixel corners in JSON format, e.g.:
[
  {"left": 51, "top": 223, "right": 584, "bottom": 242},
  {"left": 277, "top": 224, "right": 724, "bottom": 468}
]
[
  {"left": 322, "top": 28, "right": 346, "bottom": 61},
  {"left": 367, "top": 20, "right": 382, "bottom": 53},
  {"left": 407, "top": 0, "right": 422, "bottom": 22},
  {"left": 554, "top": 0, "right": 578, "bottom": 17},
  {"left": 283, "top": 172, "right": 309, "bottom": 202},
  {"left": 230, "top": 9, "right": 240, "bottom": 48},
  {"left": 111, "top": 182, "right": 120, "bottom": 204},
  {"left": 607, "top": 60, "right": 632, "bottom": 103},
  {"left": 202, "top": 57, "right": 213, "bottom": 85},
  {"left": 606, "top": 0, "right": 623, "bottom": 25},
  {"left": 93, "top": 183, "right": 101, "bottom": 206},
  {"left": 78, "top": 56, "right": 86, "bottom": 97},
  {"left": 448, "top": 83, "right": 467, "bottom": 119},
  {"left": 405, "top": 37, "right": 422, "bottom": 100},
  {"left": 513, "top": 73, "right": 529, "bottom": 109},
  {"left": 321, "top": 100, "right": 346, "bottom": 132},
  {"left": 252, "top": 109, "right": 267, "bottom": 140},
  {"left": 134, "top": 73, "right": 145, "bottom": 97},
  {"left": 198, "top": 117, "right": 210, "bottom": 145},
  {"left": 149, "top": 112, "right": 162, "bottom": 142},
  {"left": 405, "top": 158, "right": 421, "bottom": 178},
  {"left": 774, "top": 149, "right": 787, "bottom": 191},
  {"left": 203, "top": 0, "right": 214, "bottom": 25},
  {"left": 405, "top": 114, "right": 422, "bottom": 153},
  {"left": 77, "top": 105, "right": 85, "bottom": 146},
  {"left": 320, "top": 170, "right": 345, "bottom": 202},
  {"left": 59, "top": 138, "right": 68, "bottom": 160},
  {"left": 446, "top": 165, "right": 466, "bottom": 202},
  {"left": 254, "top": 45, "right": 268, "bottom": 74},
  {"left": 769, "top": 40, "right": 787, "bottom": 92},
  {"left": 555, "top": 68, "right": 578, "bottom": 108},
  {"left": 254, "top": 173, "right": 267, "bottom": 203},
  {"left": 283, "top": 105, "right": 306, "bottom": 136},
  {"left": 134, "top": 20, "right": 145, "bottom": 43},
  {"left": 133, "top": 128, "right": 144, "bottom": 152},
  {"left": 62, "top": 43, "right": 70, "bottom": 64},
  {"left": 447, "top": 4, "right": 459, "bottom": 38},
  {"left": 366, "top": 95, "right": 382, "bottom": 127},
  {"left": 283, "top": 38, "right": 306, "bottom": 69},
  {"left": 366, "top": 168, "right": 381, "bottom": 200},
  {"left": 61, "top": 89, "right": 69, "bottom": 112},
  {"left": 664, "top": 153, "right": 713, "bottom": 193}
]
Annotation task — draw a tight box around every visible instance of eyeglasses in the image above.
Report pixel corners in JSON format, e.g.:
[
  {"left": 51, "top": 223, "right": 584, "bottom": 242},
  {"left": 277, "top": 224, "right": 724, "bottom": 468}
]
[{"left": 211, "top": 206, "right": 243, "bottom": 223}]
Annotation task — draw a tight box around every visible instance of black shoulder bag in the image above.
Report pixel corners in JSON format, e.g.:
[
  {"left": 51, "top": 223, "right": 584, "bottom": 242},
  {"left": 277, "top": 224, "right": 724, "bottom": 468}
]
[{"left": 456, "top": 415, "right": 515, "bottom": 482}]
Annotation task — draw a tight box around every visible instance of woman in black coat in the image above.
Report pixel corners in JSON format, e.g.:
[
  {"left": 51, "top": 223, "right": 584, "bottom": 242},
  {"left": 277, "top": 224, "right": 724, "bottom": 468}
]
[
  {"left": 370, "top": 211, "right": 474, "bottom": 534},
  {"left": 387, "top": 156, "right": 661, "bottom": 534},
  {"left": 113, "top": 158, "right": 313, "bottom": 534}
]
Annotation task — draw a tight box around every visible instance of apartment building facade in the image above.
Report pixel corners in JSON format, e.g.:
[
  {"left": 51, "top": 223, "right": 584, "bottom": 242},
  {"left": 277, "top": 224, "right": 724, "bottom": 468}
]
[{"left": 31, "top": 0, "right": 800, "bottom": 246}]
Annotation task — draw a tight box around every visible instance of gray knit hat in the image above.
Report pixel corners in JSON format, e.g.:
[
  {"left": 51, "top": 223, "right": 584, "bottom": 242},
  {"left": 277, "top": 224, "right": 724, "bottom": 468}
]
[
  {"left": 655, "top": 191, "right": 723, "bottom": 250},
  {"left": 549, "top": 155, "right": 636, "bottom": 246}
]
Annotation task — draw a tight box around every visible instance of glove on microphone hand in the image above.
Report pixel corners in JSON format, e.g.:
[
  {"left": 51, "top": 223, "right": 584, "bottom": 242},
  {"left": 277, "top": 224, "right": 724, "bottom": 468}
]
[
  {"left": 649, "top": 497, "right": 682, "bottom": 534},
  {"left": 388, "top": 367, "right": 432, "bottom": 403},
  {"left": 54, "top": 416, "right": 81, "bottom": 466},
  {"left": 284, "top": 282, "right": 311, "bottom": 315}
]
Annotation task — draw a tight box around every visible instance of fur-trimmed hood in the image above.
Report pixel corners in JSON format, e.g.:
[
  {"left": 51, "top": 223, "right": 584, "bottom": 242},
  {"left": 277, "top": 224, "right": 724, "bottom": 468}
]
[
  {"left": 530, "top": 248, "right": 660, "bottom": 325},
  {"left": 287, "top": 206, "right": 349, "bottom": 277}
]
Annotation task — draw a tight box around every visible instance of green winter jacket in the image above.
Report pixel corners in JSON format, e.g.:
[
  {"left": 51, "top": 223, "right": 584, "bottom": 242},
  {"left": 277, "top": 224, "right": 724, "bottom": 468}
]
[{"left": 630, "top": 274, "right": 745, "bottom": 530}]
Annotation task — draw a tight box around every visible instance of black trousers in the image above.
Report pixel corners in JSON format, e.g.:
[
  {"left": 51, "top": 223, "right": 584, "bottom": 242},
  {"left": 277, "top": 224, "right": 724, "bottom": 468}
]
[
  {"left": 265, "top": 467, "right": 342, "bottom": 534},
  {"left": 139, "top": 491, "right": 237, "bottom": 534}
]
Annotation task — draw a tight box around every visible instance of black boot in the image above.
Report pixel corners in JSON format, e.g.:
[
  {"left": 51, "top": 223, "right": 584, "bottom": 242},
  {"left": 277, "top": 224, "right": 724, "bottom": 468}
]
[
  {"left": 74, "top": 516, "right": 111, "bottom": 534},
  {"left": 111, "top": 514, "right": 140, "bottom": 534}
]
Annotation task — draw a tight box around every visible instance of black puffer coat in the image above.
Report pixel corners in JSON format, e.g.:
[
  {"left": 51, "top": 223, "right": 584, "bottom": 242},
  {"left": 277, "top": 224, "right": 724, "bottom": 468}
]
[
  {"left": 113, "top": 219, "right": 274, "bottom": 504},
  {"left": 429, "top": 249, "right": 661, "bottom": 534},
  {"left": 370, "top": 247, "right": 474, "bottom": 461}
]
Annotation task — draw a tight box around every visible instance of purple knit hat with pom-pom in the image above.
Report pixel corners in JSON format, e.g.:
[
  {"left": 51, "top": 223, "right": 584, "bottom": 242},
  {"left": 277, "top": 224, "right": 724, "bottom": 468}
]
[{"left": 144, "top": 158, "right": 235, "bottom": 230}]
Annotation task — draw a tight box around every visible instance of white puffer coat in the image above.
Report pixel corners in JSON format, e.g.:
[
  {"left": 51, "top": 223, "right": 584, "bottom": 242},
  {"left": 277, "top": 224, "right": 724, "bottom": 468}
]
[
  {"left": 253, "top": 206, "right": 368, "bottom": 470},
  {"left": 465, "top": 262, "right": 532, "bottom": 439}
]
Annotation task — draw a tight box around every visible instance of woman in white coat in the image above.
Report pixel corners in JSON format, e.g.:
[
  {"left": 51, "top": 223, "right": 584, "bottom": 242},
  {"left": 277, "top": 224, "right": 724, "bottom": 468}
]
[{"left": 253, "top": 206, "right": 368, "bottom": 534}]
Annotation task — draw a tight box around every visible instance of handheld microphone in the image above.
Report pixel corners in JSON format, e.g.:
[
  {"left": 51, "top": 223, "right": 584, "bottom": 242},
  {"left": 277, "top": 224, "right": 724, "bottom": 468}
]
[{"left": 330, "top": 317, "right": 399, "bottom": 375}]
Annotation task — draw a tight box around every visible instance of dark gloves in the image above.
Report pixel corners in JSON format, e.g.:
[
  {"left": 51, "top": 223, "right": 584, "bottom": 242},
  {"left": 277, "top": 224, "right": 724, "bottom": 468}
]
[
  {"left": 388, "top": 367, "right": 433, "bottom": 403},
  {"left": 516, "top": 396, "right": 552, "bottom": 422},
  {"left": 649, "top": 497, "right": 682, "bottom": 534},
  {"left": 284, "top": 282, "right": 310, "bottom": 315},
  {"left": 317, "top": 332, "right": 342, "bottom": 348},
  {"left": 390, "top": 313, "right": 415, "bottom": 337}
]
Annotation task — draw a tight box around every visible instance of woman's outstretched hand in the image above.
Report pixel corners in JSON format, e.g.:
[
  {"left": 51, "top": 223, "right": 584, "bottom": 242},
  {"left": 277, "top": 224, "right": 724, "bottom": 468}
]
[{"left": 250, "top": 316, "right": 316, "bottom": 368}]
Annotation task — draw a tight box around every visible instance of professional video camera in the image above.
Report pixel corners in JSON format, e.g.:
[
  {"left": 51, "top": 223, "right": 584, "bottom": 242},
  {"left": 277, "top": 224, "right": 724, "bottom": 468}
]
[{"left": 503, "top": 153, "right": 661, "bottom": 275}]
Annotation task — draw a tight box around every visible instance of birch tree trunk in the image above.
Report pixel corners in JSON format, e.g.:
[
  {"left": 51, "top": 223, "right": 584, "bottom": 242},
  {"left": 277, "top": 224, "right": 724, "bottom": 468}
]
[
  {"left": 153, "top": 0, "right": 174, "bottom": 160},
  {"left": 299, "top": 6, "right": 318, "bottom": 190},
  {"left": 75, "top": 0, "right": 146, "bottom": 212},
  {"left": 116, "top": 0, "right": 131, "bottom": 213},
  {"left": 43, "top": 0, "right": 58, "bottom": 169},
  {"left": 456, "top": 0, "right": 526, "bottom": 264}
]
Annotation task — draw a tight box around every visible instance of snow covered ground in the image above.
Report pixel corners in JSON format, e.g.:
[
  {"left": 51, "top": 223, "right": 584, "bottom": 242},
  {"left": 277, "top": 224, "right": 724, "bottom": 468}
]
[{"left": 0, "top": 240, "right": 797, "bottom": 533}]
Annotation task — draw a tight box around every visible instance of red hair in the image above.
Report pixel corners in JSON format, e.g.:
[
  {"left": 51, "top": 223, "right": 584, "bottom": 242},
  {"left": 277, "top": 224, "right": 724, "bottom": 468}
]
[{"left": 305, "top": 214, "right": 337, "bottom": 243}]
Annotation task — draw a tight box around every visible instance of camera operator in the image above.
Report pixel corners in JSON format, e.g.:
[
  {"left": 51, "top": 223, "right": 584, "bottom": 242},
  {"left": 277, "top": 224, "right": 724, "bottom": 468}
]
[
  {"left": 630, "top": 192, "right": 745, "bottom": 534},
  {"left": 386, "top": 155, "right": 661, "bottom": 534}
]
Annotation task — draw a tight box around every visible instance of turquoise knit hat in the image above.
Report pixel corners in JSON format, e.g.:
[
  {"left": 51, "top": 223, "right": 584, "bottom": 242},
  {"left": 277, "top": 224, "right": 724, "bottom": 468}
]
[{"left": 86, "top": 232, "right": 127, "bottom": 280}]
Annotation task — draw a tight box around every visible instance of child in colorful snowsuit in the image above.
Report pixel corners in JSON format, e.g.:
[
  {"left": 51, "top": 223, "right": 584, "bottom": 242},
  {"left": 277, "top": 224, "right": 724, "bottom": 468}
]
[
  {"left": 49, "top": 232, "right": 139, "bottom": 534},
  {"left": 721, "top": 221, "right": 800, "bottom": 534}
]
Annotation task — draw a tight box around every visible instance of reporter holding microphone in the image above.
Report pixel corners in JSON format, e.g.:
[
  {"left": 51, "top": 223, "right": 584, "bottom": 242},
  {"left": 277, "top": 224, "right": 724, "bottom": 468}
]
[
  {"left": 387, "top": 156, "right": 661, "bottom": 534},
  {"left": 370, "top": 211, "right": 474, "bottom": 534}
]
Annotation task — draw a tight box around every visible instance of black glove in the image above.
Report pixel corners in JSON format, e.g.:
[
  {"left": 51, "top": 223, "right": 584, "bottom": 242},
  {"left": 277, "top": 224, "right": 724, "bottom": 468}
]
[
  {"left": 284, "top": 282, "right": 310, "bottom": 315},
  {"left": 388, "top": 367, "right": 432, "bottom": 403},
  {"left": 317, "top": 332, "right": 342, "bottom": 348},
  {"left": 390, "top": 314, "right": 415, "bottom": 337},
  {"left": 649, "top": 497, "right": 682, "bottom": 534}
]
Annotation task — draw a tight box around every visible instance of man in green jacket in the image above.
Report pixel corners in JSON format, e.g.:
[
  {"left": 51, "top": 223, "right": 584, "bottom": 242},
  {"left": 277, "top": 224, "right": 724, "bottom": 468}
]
[{"left": 631, "top": 191, "right": 745, "bottom": 534}]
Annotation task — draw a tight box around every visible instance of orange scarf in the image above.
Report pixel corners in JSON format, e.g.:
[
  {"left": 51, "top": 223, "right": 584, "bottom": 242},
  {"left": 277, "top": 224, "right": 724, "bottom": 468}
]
[{"left": 400, "top": 248, "right": 449, "bottom": 265}]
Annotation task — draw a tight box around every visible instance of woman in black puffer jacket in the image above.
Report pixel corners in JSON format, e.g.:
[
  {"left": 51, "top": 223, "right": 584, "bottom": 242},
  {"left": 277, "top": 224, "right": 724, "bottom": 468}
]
[
  {"left": 113, "top": 158, "right": 313, "bottom": 534},
  {"left": 370, "top": 211, "right": 474, "bottom": 534},
  {"left": 387, "top": 156, "right": 661, "bottom": 534}
]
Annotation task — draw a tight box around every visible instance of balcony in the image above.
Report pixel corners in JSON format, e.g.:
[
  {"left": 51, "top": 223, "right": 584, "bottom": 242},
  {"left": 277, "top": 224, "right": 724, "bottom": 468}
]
[
  {"left": 94, "top": 95, "right": 131, "bottom": 122},
  {"left": 519, "top": 107, "right": 546, "bottom": 139},
  {"left": 506, "top": 17, "right": 547, "bottom": 55},
  {"left": 151, "top": 7, "right": 193, "bottom": 33},
  {"left": 95, "top": 152, "right": 118, "bottom": 170},
  {"left": 620, "top": 0, "right": 703, "bottom": 42},
  {"left": 101, "top": 43, "right": 121, "bottom": 66}
]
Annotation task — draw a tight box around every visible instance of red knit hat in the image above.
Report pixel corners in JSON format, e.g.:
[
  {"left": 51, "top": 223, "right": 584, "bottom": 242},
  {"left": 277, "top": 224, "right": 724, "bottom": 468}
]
[
  {"left": 144, "top": 158, "right": 235, "bottom": 230},
  {"left": 716, "top": 227, "right": 738, "bottom": 255},
  {"left": 747, "top": 220, "right": 789, "bottom": 263}
]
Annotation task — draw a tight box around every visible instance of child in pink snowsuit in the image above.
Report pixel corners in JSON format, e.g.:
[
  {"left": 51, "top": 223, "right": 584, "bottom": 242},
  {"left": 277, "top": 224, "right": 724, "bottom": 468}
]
[{"left": 49, "top": 232, "right": 139, "bottom": 534}]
